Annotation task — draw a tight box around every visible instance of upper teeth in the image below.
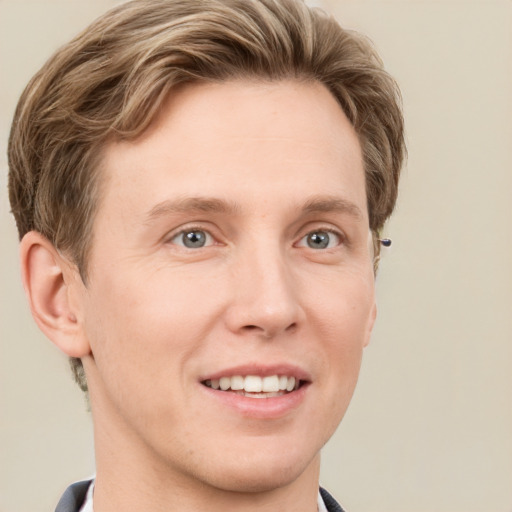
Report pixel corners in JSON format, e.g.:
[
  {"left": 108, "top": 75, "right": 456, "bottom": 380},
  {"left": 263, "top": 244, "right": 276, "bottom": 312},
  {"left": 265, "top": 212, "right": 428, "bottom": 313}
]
[{"left": 205, "top": 375, "right": 298, "bottom": 393}]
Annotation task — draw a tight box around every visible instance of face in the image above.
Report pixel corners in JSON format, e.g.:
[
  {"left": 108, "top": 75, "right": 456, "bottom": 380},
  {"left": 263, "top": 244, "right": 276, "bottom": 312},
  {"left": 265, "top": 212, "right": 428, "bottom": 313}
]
[{"left": 77, "top": 80, "right": 376, "bottom": 493}]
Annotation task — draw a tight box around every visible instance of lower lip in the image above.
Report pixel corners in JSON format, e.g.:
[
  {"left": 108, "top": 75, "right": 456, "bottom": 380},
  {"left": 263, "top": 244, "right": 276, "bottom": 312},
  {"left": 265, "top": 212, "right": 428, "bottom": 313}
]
[{"left": 200, "top": 383, "right": 310, "bottom": 419}]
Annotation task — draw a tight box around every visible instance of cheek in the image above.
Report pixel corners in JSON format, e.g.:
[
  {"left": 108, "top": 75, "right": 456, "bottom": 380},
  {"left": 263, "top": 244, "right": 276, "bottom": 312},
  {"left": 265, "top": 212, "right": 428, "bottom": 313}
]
[
  {"left": 81, "top": 280, "right": 198, "bottom": 439},
  {"left": 82, "top": 268, "right": 223, "bottom": 388},
  {"left": 310, "top": 267, "right": 375, "bottom": 344},
  {"left": 315, "top": 321, "right": 366, "bottom": 441},
  {"left": 309, "top": 271, "right": 374, "bottom": 406}
]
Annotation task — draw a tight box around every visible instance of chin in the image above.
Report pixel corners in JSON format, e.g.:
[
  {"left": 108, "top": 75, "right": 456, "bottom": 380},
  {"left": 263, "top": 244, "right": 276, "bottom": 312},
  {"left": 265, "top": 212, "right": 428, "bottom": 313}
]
[{"left": 186, "top": 443, "right": 320, "bottom": 494}]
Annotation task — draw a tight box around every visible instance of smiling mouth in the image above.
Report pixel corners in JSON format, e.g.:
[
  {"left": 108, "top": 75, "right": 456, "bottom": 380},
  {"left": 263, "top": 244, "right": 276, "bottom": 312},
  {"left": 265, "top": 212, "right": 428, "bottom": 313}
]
[{"left": 202, "top": 375, "right": 303, "bottom": 398}]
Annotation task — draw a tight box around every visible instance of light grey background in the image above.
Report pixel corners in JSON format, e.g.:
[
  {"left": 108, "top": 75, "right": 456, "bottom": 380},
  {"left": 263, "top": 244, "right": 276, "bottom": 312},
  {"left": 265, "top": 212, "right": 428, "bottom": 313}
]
[{"left": 1, "top": 1, "right": 511, "bottom": 511}]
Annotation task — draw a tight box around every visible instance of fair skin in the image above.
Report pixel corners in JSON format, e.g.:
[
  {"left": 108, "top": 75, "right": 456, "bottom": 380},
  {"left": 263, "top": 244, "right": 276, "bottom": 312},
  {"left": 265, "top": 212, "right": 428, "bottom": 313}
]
[{"left": 21, "top": 80, "right": 376, "bottom": 512}]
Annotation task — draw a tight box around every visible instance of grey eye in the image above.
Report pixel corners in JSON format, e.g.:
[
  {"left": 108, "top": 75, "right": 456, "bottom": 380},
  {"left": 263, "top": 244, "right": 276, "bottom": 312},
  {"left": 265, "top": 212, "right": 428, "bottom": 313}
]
[
  {"left": 171, "top": 229, "right": 213, "bottom": 248},
  {"left": 298, "top": 230, "right": 341, "bottom": 250},
  {"left": 307, "top": 232, "right": 330, "bottom": 249}
]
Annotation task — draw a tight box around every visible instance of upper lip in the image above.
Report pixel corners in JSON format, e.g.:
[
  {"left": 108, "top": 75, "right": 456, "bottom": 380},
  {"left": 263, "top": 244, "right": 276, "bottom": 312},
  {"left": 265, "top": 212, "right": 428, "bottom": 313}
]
[{"left": 200, "top": 363, "right": 312, "bottom": 383}]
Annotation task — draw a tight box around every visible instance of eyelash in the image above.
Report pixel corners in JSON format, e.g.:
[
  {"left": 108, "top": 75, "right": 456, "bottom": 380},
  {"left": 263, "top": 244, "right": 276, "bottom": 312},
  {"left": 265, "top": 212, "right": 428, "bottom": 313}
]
[
  {"left": 168, "top": 225, "right": 217, "bottom": 248},
  {"left": 295, "top": 228, "right": 345, "bottom": 250},
  {"left": 167, "top": 224, "right": 346, "bottom": 252}
]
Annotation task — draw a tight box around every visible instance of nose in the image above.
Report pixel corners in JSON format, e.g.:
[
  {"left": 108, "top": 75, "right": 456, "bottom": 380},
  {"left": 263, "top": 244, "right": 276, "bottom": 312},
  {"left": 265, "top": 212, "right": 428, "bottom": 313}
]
[{"left": 223, "top": 245, "right": 304, "bottom": 339}]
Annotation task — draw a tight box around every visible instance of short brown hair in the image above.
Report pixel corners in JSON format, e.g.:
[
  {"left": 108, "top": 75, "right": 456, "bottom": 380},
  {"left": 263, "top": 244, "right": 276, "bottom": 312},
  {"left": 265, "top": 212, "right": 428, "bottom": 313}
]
[{"left": 8, "top": 0, "right": 405, "bottom": 392}]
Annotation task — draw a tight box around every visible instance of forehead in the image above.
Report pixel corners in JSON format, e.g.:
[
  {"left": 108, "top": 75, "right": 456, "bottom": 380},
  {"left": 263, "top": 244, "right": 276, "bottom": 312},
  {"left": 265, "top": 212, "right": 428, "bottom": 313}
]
[{"left": 97, "top": 79, "right": 366, "bottom": 223}]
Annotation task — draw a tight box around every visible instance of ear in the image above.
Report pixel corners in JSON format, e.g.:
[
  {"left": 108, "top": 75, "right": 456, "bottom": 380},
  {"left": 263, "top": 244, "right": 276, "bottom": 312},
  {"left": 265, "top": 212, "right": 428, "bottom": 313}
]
[
  {"left": 363, "top": 302, "right": 377, "bottom": 348},
  {"left": 20, "top": 231, "right": 91, "bottom": 358}
]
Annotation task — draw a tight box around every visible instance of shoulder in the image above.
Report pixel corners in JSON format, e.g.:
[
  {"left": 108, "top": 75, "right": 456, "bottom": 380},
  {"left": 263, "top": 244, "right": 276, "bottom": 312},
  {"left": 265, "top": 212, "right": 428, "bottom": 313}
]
[
  {"left": 54, "top": 479, "right": 92, "bottom": 512},
  {"left": 320, "top": 487, "right": 347, "bottom": 512}
]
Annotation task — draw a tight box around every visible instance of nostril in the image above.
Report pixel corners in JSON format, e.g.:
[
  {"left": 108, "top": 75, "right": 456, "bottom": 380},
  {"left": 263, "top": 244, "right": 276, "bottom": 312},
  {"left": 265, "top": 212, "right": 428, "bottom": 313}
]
[
  {"left": 242, "top": 325, "right": 260, "bottom": 332},
  {"left": 241, "top": 324, "right": 274, "bottom": 338},
  {"left": 241, "top": 322, "right": 297, "bottom": 338}
]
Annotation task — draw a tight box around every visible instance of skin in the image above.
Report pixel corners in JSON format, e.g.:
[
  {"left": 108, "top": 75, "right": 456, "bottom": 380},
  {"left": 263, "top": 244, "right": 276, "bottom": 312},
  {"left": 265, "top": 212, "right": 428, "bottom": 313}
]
[{"left": 22, "top": 80, "right": 376, "bottom": 512}]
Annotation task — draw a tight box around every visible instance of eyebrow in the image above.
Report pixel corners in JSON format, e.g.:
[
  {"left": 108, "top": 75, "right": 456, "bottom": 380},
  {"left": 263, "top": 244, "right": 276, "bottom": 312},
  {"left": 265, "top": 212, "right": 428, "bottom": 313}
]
[
  {"left": 144, "top": 194, "right": 364, "bottom": 223},
  {"left": 301, "top": 195, "right": 365, "bottom": 220},
  {"left": 145, "top": 196, "right": 241, "bottom": 222}
]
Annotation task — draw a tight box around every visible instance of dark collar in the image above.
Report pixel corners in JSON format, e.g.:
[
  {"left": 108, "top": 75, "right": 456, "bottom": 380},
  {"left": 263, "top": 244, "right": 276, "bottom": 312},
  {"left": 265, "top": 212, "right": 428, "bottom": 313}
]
[
  {"left": 55, "top": 480, "right": 346, "bottom": 512},
  {"left": 54, "top": 479, "right": 91, "bottom": 512},
  {"left": 320, "top": 487, "right": 346, "bottom": 512}
]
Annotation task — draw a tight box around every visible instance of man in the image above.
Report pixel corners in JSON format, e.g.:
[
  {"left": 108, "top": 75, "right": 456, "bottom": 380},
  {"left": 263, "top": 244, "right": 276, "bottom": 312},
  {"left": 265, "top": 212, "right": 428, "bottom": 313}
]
[{"left": 7, "top": 0, "right": 404, "bottom": 510}]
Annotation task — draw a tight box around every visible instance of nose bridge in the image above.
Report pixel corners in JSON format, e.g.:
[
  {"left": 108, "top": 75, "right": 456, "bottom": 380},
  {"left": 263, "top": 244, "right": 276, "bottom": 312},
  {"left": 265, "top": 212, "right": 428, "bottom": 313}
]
[{"left": 227, "top": 236, "right": 301, "bottom": 337}]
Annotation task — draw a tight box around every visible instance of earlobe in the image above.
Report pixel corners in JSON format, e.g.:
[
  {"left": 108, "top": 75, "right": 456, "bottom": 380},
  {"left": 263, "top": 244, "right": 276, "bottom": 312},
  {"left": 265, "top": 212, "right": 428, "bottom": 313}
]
[{"left": 20, "top": 231, "right": 91, "bottom": 358}]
